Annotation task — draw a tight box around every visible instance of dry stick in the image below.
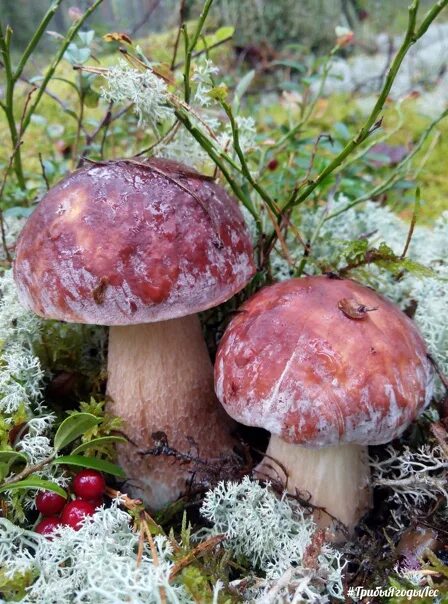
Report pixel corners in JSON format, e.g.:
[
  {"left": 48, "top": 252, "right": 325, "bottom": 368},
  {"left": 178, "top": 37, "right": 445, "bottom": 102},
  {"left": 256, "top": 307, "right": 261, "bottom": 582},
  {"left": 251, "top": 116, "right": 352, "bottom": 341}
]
[
  {"left": 143, "top": 516, "right": 167, "bottom": 604},
  {"left": 266, "top": 206, "right": 293, "bottom": 267},
  {"left": 124, "top": 158, "right": 215, "bottom": 221},
  {"left": 401, "top": 188, "right": 420, "bottom": 259},
  {"left": 285, "top": 133, "right": 333, "bottom": 207},
  {"left": 130, "top": 0, "right": 162, "bottom": 36},
  {"left": 18, "top": 74, "right": 80, "bottom": 127},
  {"left": 2, "top": 453, "right": 56, "bottom": 486},
  {"left": 136, "top": 524, "right": 145, "bottom": 567},
  {"left": 170, "top": 0, "right": 187, "bottom": 71},
  {"left": 38, "top": 153, "right": 50, "bottom": 191},
  {"left": 72, "top": 70, "right": 86, "bottom": 165},
  {"left": 134, "top": 121, "right": 181, "bottom": 157},
  {"left": 88, "top": 103, "right": 133, "bottom": 150},
  {"left": 172, "top": 36, "right": 233, "bottom": 70}
]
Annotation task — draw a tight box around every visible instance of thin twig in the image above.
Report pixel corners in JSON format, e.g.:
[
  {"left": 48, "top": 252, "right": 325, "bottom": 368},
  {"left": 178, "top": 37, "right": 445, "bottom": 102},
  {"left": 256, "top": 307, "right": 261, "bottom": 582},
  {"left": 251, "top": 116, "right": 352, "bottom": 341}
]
[
  {"left": 38, "top": 153, "right": 50, "bottom": 190},
  {"left": 134, "top": 121, "right": 181, "bottom": 157},
  {"left": 2, "top": 453, "right": 56, "bottom": 486},
  {"left": 173, "top": 35, "right": 233, "bottom": 70},
  {"left": 401, "top": 187, "right": 420, "bottom": 259},
  {"left": 170, "top": 0, "right": 187, "bottom": 71},
  {"left": 130, "top": 0, "right": 162, "bottom": 36}
]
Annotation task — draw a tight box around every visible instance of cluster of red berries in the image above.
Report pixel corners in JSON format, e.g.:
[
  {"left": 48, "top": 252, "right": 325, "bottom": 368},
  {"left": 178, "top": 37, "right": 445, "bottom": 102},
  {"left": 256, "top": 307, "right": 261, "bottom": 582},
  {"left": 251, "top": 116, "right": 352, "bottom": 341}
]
[{"left": 34, "top": 469, "right": 106, "bottom": 536}]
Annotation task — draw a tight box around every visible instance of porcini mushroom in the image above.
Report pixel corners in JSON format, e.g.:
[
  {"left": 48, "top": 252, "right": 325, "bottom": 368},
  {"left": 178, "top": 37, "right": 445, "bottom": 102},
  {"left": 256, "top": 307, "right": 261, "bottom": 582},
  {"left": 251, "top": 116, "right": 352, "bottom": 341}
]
[
  {"left": 14, "top": 158, "right": 255, "bottom": 508},
  {"left": 214, "top": 276, "right": 433, "bottom": 534}
]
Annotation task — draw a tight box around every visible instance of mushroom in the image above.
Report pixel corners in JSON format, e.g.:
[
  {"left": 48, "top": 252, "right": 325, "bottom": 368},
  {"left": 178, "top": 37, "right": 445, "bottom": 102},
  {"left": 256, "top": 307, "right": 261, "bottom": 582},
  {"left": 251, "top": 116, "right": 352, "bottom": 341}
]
[
  {"left": 14, "top": 158, "right": 255, "bottom": 508},
  {"left": 214, "top": 276, "right": 433, "bottom": 535}
]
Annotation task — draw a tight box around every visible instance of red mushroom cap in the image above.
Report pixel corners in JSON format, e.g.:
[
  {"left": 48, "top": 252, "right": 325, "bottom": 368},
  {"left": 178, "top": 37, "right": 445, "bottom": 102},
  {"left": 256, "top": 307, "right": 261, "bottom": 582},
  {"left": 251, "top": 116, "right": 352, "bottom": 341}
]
[
  {"left": 215, "top": 276, "right": 433, "bottom": 447},
  {"left": 14, "top": 159, "right": 255, "bottom": 325}
]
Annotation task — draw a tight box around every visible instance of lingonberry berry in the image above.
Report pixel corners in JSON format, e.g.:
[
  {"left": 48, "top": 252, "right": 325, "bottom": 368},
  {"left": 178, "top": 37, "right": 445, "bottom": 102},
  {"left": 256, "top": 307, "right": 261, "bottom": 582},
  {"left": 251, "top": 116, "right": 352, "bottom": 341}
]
[
  {"left": 267, "top": 158, "right": 279, "bottom": 171},
  {"left": 35, "top": 490, "right": 67, "bottom": 516},
  {"left": 85, "top": 497, "right": 103, "bottom": 510},
  {"left": 35, "top": 516, "right": 62, "bottom": 537},
  {"left": 61, "top": 499, "right": 95, "bottom": 530},
  {"left": 73, "top": 469, "right": 106, "bottom": 500}
]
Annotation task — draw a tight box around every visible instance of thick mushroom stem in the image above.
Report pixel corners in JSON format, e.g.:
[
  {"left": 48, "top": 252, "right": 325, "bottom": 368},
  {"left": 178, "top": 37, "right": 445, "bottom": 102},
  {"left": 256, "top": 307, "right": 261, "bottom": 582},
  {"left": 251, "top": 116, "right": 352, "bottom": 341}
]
[
  {"left": 255, "top": 435, "right": 372, "bottom": 535},
  {"left": 107, "top": 314, "right": 236, "bottom": 509}
]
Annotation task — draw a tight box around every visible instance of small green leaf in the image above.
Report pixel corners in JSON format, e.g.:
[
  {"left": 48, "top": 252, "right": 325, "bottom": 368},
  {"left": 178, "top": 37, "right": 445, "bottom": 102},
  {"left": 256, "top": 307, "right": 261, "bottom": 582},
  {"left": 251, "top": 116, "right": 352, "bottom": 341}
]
[
  {"left": 53, "top": 455, "right": 125, "bottom": 478},
  {"left": 54, "top": 413, "right": 101, "bottom": 452},
  {"left": 78, "top": 30, "right": 95, "bottom": 46},
  {"left": 0, "top": 451, "right": 27, "bottom": 465},
  {"left": 83, "top": 88, "right": 100, "bottom": 108},
  {"left": 71, "top": 435, "right": 127, "bottom": 455},
  {"left": 196, "top": 25, "right": 234, "bottom": 52},
  {"left": 0, "top": 478, "right": 67, "bottom": 497},
  {"left": 233, "top": 69, "right": 255, "bottom": 112}
]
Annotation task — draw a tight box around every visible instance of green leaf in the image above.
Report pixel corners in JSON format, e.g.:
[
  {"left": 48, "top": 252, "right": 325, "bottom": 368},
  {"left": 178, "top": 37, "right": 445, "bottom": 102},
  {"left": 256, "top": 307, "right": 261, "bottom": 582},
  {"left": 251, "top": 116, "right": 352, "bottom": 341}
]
[
  {"left": 78, "top": 30, "right": 94, "bottom": 46},
  {"left": 53, "top": 455, "right": 125, "bottom": 478},
  {"left": 196, "top": 25, "right": 234, "bottom": 52},
  {"left": 71, "top": 435, "right": 127, "bottom": 455},
  {"left": 233, "top": 69, "right": 255, "bottom": 112},
  {"left": 0, "top": 451, "right": 27, "bottom": 465},
  {"left": 83, "top": 88, "right": 100, "bottom": 108},
  {"left": 54, "top": 413, "right": 101, "bottom": 452},
  {"left": 271, "top": 59, "right": 306, "bottom": 72},
  {"left": 0, "top": 478, "right": 67, "bottom": 497}
]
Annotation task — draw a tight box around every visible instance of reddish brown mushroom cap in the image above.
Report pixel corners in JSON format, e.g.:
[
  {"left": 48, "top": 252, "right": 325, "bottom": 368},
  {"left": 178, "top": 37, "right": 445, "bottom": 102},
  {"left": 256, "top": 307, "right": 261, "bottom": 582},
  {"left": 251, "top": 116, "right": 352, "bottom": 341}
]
[
  {"left": 215, "top": 276, "right": 433, "bottom": 447},
  {"left": 14, "top": 159, "right": 255, "bottom": 324}
]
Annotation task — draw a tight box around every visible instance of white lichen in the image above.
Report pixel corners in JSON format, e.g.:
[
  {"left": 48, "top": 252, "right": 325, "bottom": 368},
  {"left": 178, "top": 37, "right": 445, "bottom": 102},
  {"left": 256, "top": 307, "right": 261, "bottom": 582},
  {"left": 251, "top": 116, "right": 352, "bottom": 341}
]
[
  {"left": 0, "top": 502, "right": 191, "bottom": 603},
  {"left": 101, "top": 59, "right": 173, "bottom": 130},
  {"left": 201, "top": 477, "right": 345, "bottom": 602},
  {"left": 370, "top": 444, "right": 448, "bottom": 509}
]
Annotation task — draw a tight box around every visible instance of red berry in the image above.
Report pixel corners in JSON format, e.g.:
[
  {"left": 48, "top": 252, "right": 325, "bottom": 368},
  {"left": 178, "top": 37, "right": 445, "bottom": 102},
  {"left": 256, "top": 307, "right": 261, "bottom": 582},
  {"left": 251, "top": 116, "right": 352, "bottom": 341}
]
[
  {"left": 35, "top": 516, "right": 61, "bottom": 538},
  {"left": 36, "top": 490, "right": 67, "bottom": 516},
  {"left": 73, "top": 469, "right": 106, "bottom": 499},
  {"left": 61, "top": 499, "right": 95, "bottom": 530},
  {"left": 85, "top": 497, "right": 103, "bottom": 510},
  {"left": 267, "top": 158, "right": 278, "bottom": 171}
]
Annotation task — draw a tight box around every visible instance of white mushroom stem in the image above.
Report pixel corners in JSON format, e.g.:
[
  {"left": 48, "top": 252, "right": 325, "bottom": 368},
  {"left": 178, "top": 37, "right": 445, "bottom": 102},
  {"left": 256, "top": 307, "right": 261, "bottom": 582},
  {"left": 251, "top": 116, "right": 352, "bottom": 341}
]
[
  {"left": 255, "top": 435, "right": 372, "bottom": 537},
  {"left": 107, "top": 314, "right": 236, "bottom": 510}
]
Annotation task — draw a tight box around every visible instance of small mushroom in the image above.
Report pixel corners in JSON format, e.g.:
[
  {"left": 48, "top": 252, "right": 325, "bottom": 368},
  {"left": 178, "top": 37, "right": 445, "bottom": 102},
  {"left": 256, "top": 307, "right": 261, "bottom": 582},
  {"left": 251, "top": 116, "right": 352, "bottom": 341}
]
[
  {"left": 214, "top": 276, "right": 433, "bottom": 535},
  {"left": 14, "top": 158, "right": 256, "bottom": 508}
]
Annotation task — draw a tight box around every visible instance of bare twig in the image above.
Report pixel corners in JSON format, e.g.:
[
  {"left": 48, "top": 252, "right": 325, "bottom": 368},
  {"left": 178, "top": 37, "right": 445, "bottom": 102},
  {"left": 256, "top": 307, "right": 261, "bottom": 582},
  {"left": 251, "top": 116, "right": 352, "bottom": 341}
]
[
  {"left": 170, "top": 0, "right": 187, "bottom": 71},
  {"left": 38, "top": 153, "right": 50, "bottom": 190},
  {"left": 130, "top": 0, "right": 162, "bottom": 36},
  {"left": 401, "top": 188, "right": 420, "bottom": 259},
  {"left": 2, "top": 453, "right": 56, "bottom": 486}
]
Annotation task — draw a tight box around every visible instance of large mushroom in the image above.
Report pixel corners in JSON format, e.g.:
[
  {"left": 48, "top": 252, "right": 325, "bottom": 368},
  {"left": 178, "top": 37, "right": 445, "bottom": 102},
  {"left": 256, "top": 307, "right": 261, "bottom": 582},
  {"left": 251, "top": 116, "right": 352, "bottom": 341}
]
[
  {"left": 14, "top": 158, "right": 255, "bottom": 508},
  {"left": 215, "top": 276, "right": 433, "bottom": 534}
]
